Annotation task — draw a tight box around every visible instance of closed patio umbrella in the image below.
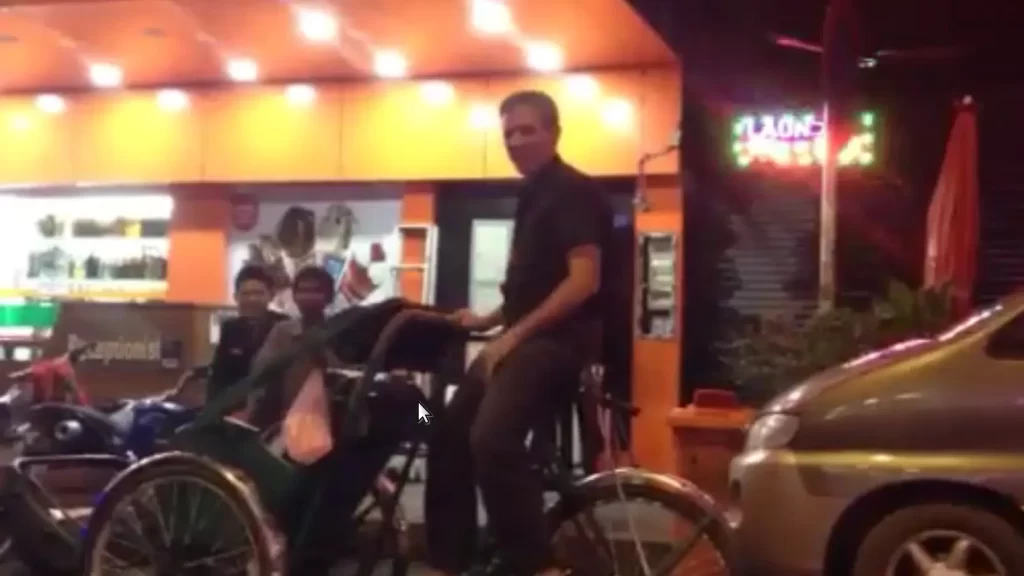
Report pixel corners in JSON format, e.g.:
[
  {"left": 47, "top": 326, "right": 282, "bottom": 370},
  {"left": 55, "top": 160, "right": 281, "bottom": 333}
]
[{"left": 924, "top": 98, "right": 980, "bottom": 316}]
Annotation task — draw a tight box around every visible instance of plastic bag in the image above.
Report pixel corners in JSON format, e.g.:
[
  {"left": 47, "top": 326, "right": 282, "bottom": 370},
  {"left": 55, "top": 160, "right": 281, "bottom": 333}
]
[{"left": 283, "top": 368, "right": 334, "bottom": 464}]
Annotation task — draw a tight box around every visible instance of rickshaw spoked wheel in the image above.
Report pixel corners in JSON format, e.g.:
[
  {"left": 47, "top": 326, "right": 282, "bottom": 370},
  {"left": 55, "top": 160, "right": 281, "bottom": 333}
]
[{"left": 81, "top": 457, "right": 279, "bottom": 576}]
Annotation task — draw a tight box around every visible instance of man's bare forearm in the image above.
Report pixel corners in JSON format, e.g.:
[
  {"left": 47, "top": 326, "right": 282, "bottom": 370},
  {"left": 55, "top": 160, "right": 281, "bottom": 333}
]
[
  {"left": 481, "top": 307, "right": 505, "bottom": 330},
  {"left": 507, "top": 277, "right": 594, "bottom": 342}
]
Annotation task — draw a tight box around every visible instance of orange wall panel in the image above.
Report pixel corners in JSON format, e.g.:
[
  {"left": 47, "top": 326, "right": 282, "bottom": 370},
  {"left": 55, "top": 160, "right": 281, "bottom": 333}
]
[
  {"left": 632, "top": 176, "right": 683, "bottom": 473},
  {"left": 0, "top": 68, "right": 679, "bottom": 186},
  {"left": 73, "top": 92, "right": 204, "bottom": 183},
  {"left": 166, "top": 191, "right": 230, "bottom": 304},
  {"left": 341, "top": 81, "right": 488, "bottom": 180},
  {"left": 639, "top": 68, "right": 682, "bottom": 174},
  {"left": 203, "top": 87, "right": 344, "bottom": 182},
  {"left": 0, "top": 99, "right": 74, "bottom": 185},
  {"left": 483, "top": 71, "right": 644, "bottom": 178}
]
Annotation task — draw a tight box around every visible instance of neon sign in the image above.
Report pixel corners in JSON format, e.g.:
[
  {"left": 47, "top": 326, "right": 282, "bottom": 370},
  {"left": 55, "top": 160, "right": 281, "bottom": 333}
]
[{"left": 732, "top": 111, "right": 877, "bottom": 168}]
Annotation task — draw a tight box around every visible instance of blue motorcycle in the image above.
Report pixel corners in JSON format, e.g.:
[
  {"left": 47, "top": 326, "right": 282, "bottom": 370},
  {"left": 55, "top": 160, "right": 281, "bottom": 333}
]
[{"left": 17, "top": 364, "right": 209, "bottom": 460}]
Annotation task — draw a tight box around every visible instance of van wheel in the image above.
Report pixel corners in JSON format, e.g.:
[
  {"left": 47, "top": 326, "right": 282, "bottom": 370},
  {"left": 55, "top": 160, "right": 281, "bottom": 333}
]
[{"left": 852, "top": 504, "right": 1024, "bottom": 576}]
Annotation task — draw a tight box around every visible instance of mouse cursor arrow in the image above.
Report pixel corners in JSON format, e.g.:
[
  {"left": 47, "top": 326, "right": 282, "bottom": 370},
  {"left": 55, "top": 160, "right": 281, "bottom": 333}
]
[{"left": 417, "top": 403, "right": 432, "bottom": 424}]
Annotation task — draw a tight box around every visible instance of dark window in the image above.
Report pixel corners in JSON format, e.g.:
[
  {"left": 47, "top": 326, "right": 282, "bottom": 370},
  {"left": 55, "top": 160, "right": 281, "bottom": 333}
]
[{"left": 986, "top": 312, "right": 1024, "bottom": 360}]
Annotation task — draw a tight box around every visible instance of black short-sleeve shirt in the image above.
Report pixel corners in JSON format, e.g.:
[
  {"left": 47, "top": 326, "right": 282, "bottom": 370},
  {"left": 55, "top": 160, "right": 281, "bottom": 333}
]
[{"left": 502, "top": 156, "right": 613, "bottom": 343}]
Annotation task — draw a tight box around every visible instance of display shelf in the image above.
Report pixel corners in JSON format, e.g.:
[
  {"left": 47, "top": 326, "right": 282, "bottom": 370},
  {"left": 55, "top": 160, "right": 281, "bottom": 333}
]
[
  {"left": 1, "top": 280, "right": 168, "bottom": 302},
  {"left": 19, "top": 278, "right": 168, "bottom": 292},
  {"left": 29, "top": 237, "right": 170, "bottom": 251},
  {"left": 0, "top": 194, "right": 174, "bottom": 303}
]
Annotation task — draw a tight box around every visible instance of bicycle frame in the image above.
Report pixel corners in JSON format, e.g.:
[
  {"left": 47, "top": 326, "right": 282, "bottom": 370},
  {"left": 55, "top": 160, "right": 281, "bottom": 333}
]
[{"left": 352, "top": 358, "right": 729, "bottom": 576}]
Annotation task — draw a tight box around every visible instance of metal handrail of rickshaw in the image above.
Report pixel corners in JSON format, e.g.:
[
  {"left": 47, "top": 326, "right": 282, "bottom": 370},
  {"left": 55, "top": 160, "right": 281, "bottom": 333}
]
[
  {"left": 190, "top": 301, "right": 394, "bottom": 428},
  {"left": 342, "top": 308, "right": 461, "bottom": 437}
]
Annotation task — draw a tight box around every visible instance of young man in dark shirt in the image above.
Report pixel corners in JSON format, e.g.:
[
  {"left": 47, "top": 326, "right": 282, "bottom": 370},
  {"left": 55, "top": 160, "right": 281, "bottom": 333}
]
[
  {"left": 426, "top": 90, "right": 613, "bottom": 576},
  {"left": 208, "top": 265, "right": 287, "bottom": 408}
]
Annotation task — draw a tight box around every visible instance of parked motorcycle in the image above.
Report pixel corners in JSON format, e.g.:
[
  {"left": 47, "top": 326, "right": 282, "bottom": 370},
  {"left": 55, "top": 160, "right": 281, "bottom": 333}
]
[
  {"left": 0, "top": 357, "right": 209, "bottom": 573},
  {"left": 18, "top": 364, "right": 208, "bottom": 458}
]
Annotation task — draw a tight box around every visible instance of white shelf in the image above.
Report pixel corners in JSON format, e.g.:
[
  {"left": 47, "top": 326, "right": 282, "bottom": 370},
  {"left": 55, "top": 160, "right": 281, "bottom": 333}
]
[
  {"left": 30, "top": 236, "right": 169, "bottom": 252},
  {"left": 20, "top": 278, "right": 168, "bottom": 293}
]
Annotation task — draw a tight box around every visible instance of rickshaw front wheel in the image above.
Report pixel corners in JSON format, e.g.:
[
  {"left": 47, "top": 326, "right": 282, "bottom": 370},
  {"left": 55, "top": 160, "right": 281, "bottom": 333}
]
[{"left": 80, "top": 454, "right": 282, "bottom": 576}]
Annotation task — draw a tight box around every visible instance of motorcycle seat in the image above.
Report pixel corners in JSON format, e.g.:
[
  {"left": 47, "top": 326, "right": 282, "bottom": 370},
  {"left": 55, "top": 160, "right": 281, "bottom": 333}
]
[
  {"left": 105, "top": 403, "right": 136, "bottom": 435},
  {"left": 43, "top": 403, "right": 133, "bottom": 438}
]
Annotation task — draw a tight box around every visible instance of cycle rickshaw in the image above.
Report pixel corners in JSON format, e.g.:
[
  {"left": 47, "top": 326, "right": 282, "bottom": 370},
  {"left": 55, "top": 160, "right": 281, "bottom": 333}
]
[{"left": 78, "top": 299, "right": 734, "bottom": 575}]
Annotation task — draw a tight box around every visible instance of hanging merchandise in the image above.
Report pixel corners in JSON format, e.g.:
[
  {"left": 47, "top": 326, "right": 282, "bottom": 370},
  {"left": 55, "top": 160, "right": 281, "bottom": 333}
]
[{"left": 228, "top": 195, "right": 405, "bottom": 317}]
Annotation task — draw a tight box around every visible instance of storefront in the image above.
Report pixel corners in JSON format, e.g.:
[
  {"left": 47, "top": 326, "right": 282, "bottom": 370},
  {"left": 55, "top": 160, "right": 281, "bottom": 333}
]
[{"left": 0, "top": 0, "right": 683, "bottom": 470}]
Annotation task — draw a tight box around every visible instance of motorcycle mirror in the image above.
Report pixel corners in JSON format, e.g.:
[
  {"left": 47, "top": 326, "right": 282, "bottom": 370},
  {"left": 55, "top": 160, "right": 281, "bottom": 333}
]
[{"left": 68, "top": 341, "right": 98, "bottom": 363}]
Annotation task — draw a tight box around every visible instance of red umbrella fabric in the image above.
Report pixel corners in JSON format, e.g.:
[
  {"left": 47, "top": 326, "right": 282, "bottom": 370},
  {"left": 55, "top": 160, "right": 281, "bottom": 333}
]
[{"left": 924, "top": 99, "right": 980, "bottom": 315}]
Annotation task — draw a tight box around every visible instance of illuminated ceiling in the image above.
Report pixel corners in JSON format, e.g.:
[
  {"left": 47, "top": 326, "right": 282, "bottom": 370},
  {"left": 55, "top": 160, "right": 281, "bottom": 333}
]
[{"left": 0, "top": 0, "right": 676, "bottom": 92}]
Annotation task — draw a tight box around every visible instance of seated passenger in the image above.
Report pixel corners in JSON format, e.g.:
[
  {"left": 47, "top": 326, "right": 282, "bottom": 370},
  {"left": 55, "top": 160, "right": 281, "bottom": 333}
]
[
  {"left": 249, "top": 266, "right": 342, "bottom": 430},
  {"left": 250, "top": 266, "right": 421, "bottom": 575},
  {"left": 207, "top": 265, "right": 287, "bottom": 412}
]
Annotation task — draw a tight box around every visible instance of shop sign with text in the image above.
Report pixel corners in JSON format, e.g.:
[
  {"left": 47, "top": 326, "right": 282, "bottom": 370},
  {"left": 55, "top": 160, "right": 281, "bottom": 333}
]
[{"left": 731, "top": 111, "right": 877, "bottom": 169}]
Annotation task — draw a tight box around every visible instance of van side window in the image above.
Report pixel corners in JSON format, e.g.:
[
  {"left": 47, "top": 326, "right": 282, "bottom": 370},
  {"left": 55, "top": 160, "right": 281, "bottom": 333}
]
[{"left": 986, "top": 312, "right": 1024, "bottom": 360}]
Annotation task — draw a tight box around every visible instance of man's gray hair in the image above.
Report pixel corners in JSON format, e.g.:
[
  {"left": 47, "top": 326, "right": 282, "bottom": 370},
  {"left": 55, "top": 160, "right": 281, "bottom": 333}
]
[{"left": 498, "top": 90, "right": 560, "bottom": 129}]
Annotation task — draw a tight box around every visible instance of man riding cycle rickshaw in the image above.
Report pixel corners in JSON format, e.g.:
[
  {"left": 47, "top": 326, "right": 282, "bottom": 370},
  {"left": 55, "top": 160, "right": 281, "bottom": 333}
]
[{"left": 74, "top": 90, "right": 734, "bottom": 576}]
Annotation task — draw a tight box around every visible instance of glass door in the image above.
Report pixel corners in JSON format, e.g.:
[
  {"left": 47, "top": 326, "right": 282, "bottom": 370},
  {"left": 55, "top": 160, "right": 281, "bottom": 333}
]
[{"left": 465, "top": 218, "right": 513, "bottom": 371}]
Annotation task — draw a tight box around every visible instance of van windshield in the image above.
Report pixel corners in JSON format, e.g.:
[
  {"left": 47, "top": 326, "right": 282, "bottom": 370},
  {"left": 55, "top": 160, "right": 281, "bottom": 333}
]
[{"left": 936, "top": 304, "right": 1004, "bottom": 342}]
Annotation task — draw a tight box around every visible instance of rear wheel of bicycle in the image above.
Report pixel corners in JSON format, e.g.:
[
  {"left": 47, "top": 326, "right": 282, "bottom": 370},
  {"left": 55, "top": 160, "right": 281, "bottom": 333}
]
[
  {"left": 548, "top": 479, "right": 733, "bottom": 576},
  {"left": 80, "top": 457, "right": 278, "bottom": 576}
]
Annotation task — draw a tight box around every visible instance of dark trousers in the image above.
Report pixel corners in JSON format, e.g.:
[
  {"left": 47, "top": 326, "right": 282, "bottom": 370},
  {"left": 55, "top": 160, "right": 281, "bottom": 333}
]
[
  {"left": 426, "top": 337, "right": 580, "bottom": 575},
  {"left": 290, "top": 377, "right": 423, "bottom": 575}
]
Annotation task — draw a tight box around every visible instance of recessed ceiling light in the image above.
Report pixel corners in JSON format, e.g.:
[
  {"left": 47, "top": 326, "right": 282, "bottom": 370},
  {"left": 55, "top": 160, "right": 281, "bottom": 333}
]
[
  {"left": 226, "top": 58, "right": 259, "bottom": 82},
  {"left": 156, "top": 89, "right": 189, "bottom": 111},
  {"left": 285, "top": 83, "right": 317, "bottom": 105},
  {"left": 296, "top": 7, "right": 338, "bottom": 43},
  {"left": 9, "top": 114, "right": 30, "bottom": 131},
  {"left": 468, "top": 102, "right": 497, "bottom": 130},
  {"left": 600, "top": 98, "right": 633, "bottom": 129},
  {"left": 564, "top": 74, "right": 600, "bottom": 100},
  {"left": 470, "top": 0, "right": 514, "bottom": 35},
  {"left": 373, "top": 50, "right": 408, "bottom": 79},
  {"left": 88, "top": 62, "right": 123, "bottom": 88},
  {"left": 35, "top": 94, "right": 66, "bottom": 114},
  {"left": 523, "top": 41, "right": 563, "bottom": 73},
  {"left": 421, "top": 80, "right": 455, "bottom": 104}
]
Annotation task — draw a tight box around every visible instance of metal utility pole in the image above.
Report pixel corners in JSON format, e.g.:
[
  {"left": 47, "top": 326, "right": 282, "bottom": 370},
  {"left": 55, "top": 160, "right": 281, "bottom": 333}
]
[
  {"left": 818, "top": 104, "right": 838, "bottom": 312},
  {"left": 818, "top": 0, "right": 858, "bottom": 312}
]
